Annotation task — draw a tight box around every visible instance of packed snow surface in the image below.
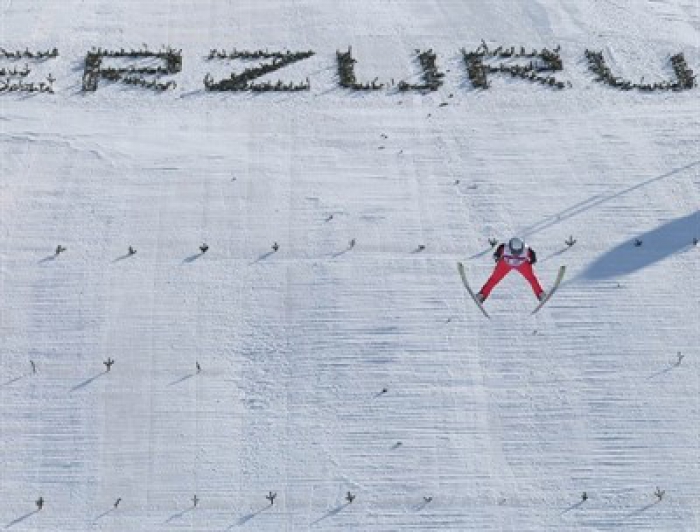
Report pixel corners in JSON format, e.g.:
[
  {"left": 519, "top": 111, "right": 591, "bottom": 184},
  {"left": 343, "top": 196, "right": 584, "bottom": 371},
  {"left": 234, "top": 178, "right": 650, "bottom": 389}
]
[{"left": 1, "top": 0, "right": 698, "bottom": 530}]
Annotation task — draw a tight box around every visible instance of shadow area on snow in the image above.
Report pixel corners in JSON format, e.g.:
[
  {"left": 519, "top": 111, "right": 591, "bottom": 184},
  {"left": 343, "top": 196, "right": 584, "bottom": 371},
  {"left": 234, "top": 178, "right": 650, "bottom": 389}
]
[{"left": 581, "top": 211, "right": 698, "bottom": 280}]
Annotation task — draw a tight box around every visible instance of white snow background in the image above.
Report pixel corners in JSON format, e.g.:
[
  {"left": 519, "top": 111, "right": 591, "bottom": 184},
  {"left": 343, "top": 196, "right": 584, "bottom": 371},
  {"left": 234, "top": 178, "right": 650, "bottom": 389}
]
[{"left": 0, "top": 0, "right": 698, "bottom": 530}]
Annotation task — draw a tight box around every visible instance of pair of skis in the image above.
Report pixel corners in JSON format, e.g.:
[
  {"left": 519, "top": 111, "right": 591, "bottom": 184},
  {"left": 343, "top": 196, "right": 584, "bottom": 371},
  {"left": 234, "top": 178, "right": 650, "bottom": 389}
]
[{"left": 457, "top": 262, "right": 566, "bottom": 319}]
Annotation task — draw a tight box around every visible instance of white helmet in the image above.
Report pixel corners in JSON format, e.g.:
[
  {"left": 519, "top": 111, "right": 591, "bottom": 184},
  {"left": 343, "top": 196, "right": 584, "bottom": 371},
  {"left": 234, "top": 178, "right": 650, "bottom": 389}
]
[{"left": 508, "top": 237, "right": 525, "bottom": 255}]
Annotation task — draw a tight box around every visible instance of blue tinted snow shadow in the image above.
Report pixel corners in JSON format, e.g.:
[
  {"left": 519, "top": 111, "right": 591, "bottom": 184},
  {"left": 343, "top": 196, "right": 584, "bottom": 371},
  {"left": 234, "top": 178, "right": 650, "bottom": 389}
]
[{"left": 582, "top": 211, "right": 698, "bottom": 280}]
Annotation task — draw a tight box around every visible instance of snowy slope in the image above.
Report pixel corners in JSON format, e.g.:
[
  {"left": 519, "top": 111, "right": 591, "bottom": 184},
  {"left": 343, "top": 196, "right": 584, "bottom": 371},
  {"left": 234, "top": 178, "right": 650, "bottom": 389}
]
[{"left": 1, "top": 1, "right": 698, "bottom": 531}]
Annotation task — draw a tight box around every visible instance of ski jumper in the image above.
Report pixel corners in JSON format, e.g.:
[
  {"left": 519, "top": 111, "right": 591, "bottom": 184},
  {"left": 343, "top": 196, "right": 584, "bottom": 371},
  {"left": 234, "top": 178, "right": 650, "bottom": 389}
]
[{"left": 479, "top": 243, "right": 544, "bottom": 299}]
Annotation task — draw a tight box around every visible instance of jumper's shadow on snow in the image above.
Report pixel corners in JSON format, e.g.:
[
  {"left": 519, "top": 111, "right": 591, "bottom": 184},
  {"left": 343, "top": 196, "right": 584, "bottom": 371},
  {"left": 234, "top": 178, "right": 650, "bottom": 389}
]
[
  {"left": 581, "top": 211, "right": 698, "bottom": 280},
  {"left": 70, "top": 371, "right": 106, "bottom": 392},
  {"left": 112, "top": 253, "right": 133, "bottom": 263},
  {"left": 5, "top": 510, "right": 39, "bottom": 528},
  {"left": 520, "top": 160, "right": 700, "bottom": 238},
  {"left": 38, "top": 255, "right": 55, "bottom": 264}
]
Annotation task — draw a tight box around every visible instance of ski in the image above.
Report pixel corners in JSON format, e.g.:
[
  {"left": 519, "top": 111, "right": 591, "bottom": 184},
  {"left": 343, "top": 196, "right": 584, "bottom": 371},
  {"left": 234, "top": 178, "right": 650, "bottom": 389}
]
[
  {"left": 457, "top": 262, "right": 490, "bottom": 319},
  {"left": 531, "top": 265, "right": 566, "bottom": 315}
]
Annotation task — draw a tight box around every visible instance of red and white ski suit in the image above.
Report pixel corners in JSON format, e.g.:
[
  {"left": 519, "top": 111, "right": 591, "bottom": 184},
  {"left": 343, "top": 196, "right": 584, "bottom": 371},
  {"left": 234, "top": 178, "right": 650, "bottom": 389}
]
[{"left": 479, "top": 243, "right": 544, "bottom": 299}]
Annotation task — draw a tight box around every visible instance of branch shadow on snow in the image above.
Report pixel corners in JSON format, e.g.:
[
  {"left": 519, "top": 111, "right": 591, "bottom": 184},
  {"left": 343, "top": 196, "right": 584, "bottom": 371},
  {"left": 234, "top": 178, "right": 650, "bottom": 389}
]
[
  {"left": 560, "top": 499, "right": 586, "bottom": 515},
  {"left": 623, "top": 501, "right": 659, "bottom": 520},
  {"left": 70, "top": 371, "right": 106, "bottom": 392},
  {"left": 580, "top": 211, "right": 698, "bottom": 280},
  {"left": 5, "top": 510, "right": 39, "bottom": 528},
  {"left": 251, "top": 251, "right": 275, "bottom": 264},
  {"left": 310, "top": 503, "right": 349, "bottom": 525},
  {"left": 520, "top": 160, "right": 700, "bottom": 238},
  {"left": 2, "top": 375, "right": 26, "bottom": 386},
  {"left": 92, "top": 507, "right": 115, "bottom": 522},
  {"left": 183, "top": 252, "right": 204, "bottom": 263},
  {"left": 168, "top": 373, "right": 196, "bottom": 386},
  {"left": 468, "top": 247, "right": 493, "bottom": 260},
  {"left": 232, "top": 505, "right": 270, "bottom": 527},
  {"left": 165, "top": 506, "right": 194, "bottom": 523},
  {"left": 542, "top": 246, "right": 572, "bottom": 262}
]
